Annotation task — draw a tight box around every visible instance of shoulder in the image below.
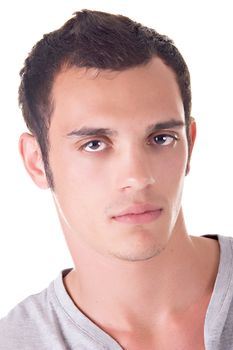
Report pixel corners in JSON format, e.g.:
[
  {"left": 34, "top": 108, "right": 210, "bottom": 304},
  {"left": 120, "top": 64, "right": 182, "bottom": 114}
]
[
  {"left": 219, "top": 234, "right": 233, "bottom": 248},
  {"left": 0, "top": 286, "right": 54, "bottom": 349},
  {"left": 205, "top": 235, "right": 233, "bottom": 348},
  {"left": 0, "top": 269, "right": 104, "bottom": 350},
  {"left": 0, "top": 270, "right": 117, "bottom": 350}
]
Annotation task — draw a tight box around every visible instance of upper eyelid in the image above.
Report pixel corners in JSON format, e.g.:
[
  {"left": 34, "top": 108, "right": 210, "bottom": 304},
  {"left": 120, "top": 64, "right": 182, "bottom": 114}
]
[
  {"left": 149, "top": 131, "right": 179, "bottom": 139},
  {"left": 151, "top": 129, "right": 179, "bottom": 134},
  {"left": 80, "top": 130, "right": 179, "bottom": 140},
  {"left": 76, "top": 135, "right": 109, "bottom": 145}
]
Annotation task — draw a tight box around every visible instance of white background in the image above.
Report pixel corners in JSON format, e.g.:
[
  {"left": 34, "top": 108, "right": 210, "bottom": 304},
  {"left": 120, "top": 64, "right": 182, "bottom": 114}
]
[{"left": 0, "top": 0, "right": 232, "bottom": 318}]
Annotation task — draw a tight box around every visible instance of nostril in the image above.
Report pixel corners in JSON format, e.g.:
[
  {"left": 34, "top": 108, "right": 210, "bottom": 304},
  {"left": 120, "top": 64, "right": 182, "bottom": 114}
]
[{"left": 121, "top": 176, "right": 155, "bottom": 191}]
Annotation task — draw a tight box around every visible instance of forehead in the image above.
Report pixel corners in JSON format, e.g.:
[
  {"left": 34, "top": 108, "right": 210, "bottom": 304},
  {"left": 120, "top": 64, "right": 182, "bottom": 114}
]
[{"left": 51, "top": 58, "right": 184, "bottom": 130}]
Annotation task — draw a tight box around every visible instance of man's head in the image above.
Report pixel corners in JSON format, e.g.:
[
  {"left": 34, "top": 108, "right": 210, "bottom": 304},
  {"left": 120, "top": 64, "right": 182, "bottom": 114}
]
[
  {"left": 19, "top": 9, "right": 191, "bottom": 189},
  {"left": 19, "top": 10, "right": 196, "bottom": 262}
]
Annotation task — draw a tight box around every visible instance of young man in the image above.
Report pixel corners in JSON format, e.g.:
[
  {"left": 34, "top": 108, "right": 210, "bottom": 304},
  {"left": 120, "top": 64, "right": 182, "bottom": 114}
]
[{"left": 0, "top": 9, "right": 232, "bottom": 350}]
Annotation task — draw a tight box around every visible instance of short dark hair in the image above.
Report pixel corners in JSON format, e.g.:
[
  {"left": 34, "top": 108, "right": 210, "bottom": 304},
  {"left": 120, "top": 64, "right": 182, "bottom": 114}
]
[{"left": 19, "top": 9, "right": 191, "bottom": 188}]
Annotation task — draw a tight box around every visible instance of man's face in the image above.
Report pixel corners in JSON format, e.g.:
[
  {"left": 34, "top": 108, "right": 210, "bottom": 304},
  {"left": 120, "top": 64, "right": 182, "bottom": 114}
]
[{"left": 48, "top": 57, "right": 194, "bottom": 262}]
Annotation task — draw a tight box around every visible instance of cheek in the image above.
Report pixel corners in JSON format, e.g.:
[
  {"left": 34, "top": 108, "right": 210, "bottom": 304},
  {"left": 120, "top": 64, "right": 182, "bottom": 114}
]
[
  {"left": 155, "top": 147, "right": 188, "bottom": 194},
  {"left": 51, "top": 141, "right": 104, "bottom": 183},
  {"left": 51, "top": 149, "right": 110, "bottom": 211},
  {"left": 51, "top": 156, "right": 109, "bottom": 236}
]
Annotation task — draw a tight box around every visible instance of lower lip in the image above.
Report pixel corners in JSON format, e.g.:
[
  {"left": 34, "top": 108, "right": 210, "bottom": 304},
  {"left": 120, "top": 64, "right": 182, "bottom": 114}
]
[{"left": 113, "top": 210, "right": 162, "bottom": 224}]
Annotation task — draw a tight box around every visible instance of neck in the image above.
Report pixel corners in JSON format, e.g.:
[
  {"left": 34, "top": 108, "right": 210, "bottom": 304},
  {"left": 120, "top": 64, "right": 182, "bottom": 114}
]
[{"left": 63, "top": 213, "right": 219, "bottom": 332}]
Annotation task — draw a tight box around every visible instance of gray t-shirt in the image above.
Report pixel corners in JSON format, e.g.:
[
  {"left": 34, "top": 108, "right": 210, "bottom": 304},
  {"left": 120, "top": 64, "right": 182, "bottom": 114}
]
[{"left": 0, "top": 234, "right": 233, "bottom": 349}]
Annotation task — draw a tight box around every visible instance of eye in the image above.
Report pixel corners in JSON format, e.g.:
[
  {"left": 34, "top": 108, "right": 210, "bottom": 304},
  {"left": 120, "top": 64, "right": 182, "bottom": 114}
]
[
  {"left": 81, "top": 140, "right": 107, "bottom": 152},
  {"left": 151, "top": 134, "right": 178, "bottom": 146}
]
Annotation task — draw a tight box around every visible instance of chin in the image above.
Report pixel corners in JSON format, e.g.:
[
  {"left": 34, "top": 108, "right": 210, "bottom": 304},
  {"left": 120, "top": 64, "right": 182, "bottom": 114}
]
[{"left": 109, "top": 241, "right": 167, "bottom": 262}]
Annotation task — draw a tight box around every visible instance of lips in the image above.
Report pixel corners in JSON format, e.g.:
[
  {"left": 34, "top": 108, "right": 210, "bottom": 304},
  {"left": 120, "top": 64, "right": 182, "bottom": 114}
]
[{"left": 112, "top": 204, "right": 163, "bottom": 225}]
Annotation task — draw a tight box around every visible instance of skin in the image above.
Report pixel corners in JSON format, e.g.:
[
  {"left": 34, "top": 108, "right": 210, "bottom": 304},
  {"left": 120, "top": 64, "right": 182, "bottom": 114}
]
[{"left": 19, "top": 57, "right": 220, "bottom": 349}]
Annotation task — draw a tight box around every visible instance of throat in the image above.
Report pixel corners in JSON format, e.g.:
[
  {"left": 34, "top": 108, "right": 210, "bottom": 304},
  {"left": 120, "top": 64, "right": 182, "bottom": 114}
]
[
  {"left": 63, "top": 235, "right": 219, "bottom": 334},
  {"left": 98, "top": 296, "right": 209, "bottom": 350}
]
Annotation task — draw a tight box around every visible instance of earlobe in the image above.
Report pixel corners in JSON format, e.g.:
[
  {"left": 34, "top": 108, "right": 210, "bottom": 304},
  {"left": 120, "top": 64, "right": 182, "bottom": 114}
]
[
  {"left": 19, "top": 133, "right": 49, "bottom": 189},
  {"left": 186, "top": 117, "right": 197, "bottom": 175}
]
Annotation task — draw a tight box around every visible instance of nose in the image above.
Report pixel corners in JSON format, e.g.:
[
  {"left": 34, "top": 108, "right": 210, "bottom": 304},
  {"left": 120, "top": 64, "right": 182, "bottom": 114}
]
[{"left": 117, "top": 147, "right": 156, "bottom": 192}]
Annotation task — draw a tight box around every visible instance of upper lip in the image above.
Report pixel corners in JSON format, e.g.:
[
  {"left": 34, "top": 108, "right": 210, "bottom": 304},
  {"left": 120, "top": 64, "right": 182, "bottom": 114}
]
[{"left": 112, "top": 204, "right": 162, "bottom": 217}]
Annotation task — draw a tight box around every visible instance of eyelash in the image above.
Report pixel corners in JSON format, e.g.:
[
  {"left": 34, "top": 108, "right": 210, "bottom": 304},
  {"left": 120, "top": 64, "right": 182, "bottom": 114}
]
[
  {"left": 148, "top": 134, "right": 179, "bottom": 146},
  {"left": 79, "top": 133, "right": 179, "bottom": 152}
]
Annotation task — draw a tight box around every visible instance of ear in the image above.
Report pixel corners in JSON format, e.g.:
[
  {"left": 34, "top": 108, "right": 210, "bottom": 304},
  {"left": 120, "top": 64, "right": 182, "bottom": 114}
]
[
  {"left": 19, "top": 133, "right": 49, "bottom": 189},
  {"left": 186, "top": 117, "right": 197, "bottom": 175}
]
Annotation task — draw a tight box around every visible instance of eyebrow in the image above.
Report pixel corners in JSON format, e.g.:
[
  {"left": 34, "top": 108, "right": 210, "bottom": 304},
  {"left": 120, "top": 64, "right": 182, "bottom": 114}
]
[
  {"left": 66, "top": 119, "right": 186, "bottom": 138},
  {"left": 146, "top": 119, "right": 186, "bottom": 133},
  {"left": 66, "top": 127, "right": 117, "bottom": 138}
]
